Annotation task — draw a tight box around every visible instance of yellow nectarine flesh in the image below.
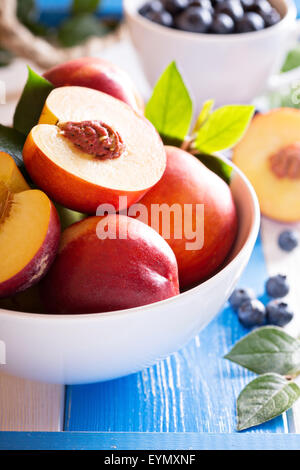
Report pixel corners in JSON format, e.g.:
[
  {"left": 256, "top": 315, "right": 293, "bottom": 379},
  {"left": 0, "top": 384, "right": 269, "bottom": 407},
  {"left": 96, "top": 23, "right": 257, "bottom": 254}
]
[
  {"left": 0, "top": 189, "right": 53, "bottom": 284},
  {"left": 0, "top": 151, "right": 29, "bottom": 193},
  {"left": 233, "top": 109, "right": 300, "bottom": 222}
]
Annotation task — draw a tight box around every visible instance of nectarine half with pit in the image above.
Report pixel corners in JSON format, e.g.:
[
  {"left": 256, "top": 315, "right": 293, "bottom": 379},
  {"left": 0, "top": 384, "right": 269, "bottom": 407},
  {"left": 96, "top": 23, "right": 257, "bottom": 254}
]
[
  {"left": 40, "top": 214, "right": 179, "bottom": 314},
  {"left": 0, "top": 152, "right": 60, "bottom": 298},
  {"left": 233, "top": 108, "right": 300, "bottom": 222},
  {"left": 23, "top": 86, "right": 166, "bottom": 214},
  {"left": 136, "top": 146, "right": 238, "bottom": 289},
  {"left": 43, "top": 57, "right": 144, "bottom": 114}
]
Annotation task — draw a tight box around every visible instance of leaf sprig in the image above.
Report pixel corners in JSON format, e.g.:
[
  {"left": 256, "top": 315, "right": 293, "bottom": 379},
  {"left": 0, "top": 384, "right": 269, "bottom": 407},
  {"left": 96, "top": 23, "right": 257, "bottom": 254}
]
[
  {"left": 145, "top": 61, "right": 254, "bottom": 184},
  {"left": 226, "top": 326, "right": 300, "bottom": 431}
]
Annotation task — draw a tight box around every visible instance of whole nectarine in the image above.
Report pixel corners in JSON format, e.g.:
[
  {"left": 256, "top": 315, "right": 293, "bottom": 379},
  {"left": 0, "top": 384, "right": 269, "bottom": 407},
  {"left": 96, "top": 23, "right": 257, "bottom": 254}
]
[
  {"left": 136, "top": 146, "right": 238, "bottom": 289},
  {"left": 43, "top": 57, "right": 144, "bottom": 114},
  {"left": 40, "top": 215, "right": 179, "bottom": 314}
]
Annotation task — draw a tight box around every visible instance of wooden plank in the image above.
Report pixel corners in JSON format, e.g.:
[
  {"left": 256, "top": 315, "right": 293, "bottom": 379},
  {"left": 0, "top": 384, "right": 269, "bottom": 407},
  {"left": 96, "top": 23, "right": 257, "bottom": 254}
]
[
  {"left": 64, "top": 235, "right": 286, "bottom": 433},
  {"left": 261, "top": 217, "right": 300, "bottom": 432},
  {"left": 2, "top": 431, "right": 300, "bottom": 450},
  {"left": 0, "top": 373, "right": 64, "bottom": 431}
]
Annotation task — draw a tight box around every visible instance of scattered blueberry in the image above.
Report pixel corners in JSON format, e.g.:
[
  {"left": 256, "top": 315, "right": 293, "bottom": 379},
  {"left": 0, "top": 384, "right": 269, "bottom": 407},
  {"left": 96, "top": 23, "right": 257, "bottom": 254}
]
[
  {"left": 210, "top": 12, "right": 234, "bottom": 33},
  {"left": 175, "top": 6, "right": 213, "bottom": 33},
  {"left": 278, "top": 230, "right": 299, "bottom": 252},
  {"left": 138, "top": 0, "right": 280, "bottom": 33},
  {"left": 236, "top": 12, "right": 265, "bottom": 32},
  {"left": 238, "top": 299, "right": 266, "bottom": 328},
  {"left": 266, "top": 299, "right": 294, "bottom": 327},
  {"left": 266, "top": 274, "right": 289, "bottom": 298},
  {"left": 229, "top": 287, "right": 255, "bottom": 311}
]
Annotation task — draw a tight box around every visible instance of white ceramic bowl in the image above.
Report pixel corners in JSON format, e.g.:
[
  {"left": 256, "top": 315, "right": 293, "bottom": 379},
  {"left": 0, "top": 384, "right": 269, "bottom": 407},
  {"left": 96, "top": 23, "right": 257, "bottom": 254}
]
[
  {"left": 0, "top": 156, "right": 260, "bottom": 384},
  {"left": 125, "top": 0, "right": 298, "bottom": 113}
]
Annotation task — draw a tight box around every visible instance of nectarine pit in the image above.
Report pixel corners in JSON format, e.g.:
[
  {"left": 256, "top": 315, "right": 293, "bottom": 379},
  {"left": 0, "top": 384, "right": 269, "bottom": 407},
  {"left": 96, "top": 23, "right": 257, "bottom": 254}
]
[
  {"left": 58, "top": 120, "right": 125, "bottom": 160},
  {"left": 0, "top": 183, "right": 13, "bottom": 226},
  {"left": 269, "top": 143, "right": 300, "bottom": 180}
]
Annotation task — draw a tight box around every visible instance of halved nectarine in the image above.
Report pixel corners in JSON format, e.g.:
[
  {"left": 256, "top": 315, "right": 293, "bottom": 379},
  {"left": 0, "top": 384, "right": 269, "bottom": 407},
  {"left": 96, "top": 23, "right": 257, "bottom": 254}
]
[
  {"left": 40, "top": 214, "right": 179, "bottom": 314},
  {"left": 23, "top": 86, "right": 166, "bottom": 214},
  {"left": 0, "top": 151, "right": 29, "bottom": 193},
  {"left": 0, "top": 152, "right": 60, "bottom": 298},
  {"left": 233, "top": 108, "right": 300, "bottom": 222}
]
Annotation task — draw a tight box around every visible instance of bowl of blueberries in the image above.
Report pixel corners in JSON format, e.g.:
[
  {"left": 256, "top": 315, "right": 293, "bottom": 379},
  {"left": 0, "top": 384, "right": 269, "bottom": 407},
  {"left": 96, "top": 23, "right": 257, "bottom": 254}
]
[{"left": 124, "top": 0, "right": 298, "bottom": 111}]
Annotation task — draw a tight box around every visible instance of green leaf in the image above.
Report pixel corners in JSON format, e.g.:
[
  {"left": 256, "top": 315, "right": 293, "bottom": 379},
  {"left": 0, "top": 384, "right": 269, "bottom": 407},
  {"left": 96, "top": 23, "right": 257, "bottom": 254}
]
[
  {"left": 0, "top": 125, "right": 28, "bottom": 178},
  {"left": 281, "top": 46, "right": 300, "bottom": 73},
  {"left": 58, "top": 13, "right": 109, "bottom": 47},
  {"left": 13, "top": 67, "right": 54, "bottom": 136},
  {"left": 194, "top": 152, "right": 233, "bottom": 185},
  {"left": 225, "top": 326, "right": 300, "bottom": 376},
  {"left": 55, "top": 203, "right": 87, "bottom": 231},
  {"left": 72, "top": 0, "right": 101, "bottom": 15},
  {"left": 237, "top": 373, "right": 300, "bottom": 431},
  {"left": 145, "top": 61, "right": 193, "bottom": 144},
  {"left": 193, "top": 99, "right": 214, "bottom": 133},
  {"left": 195, "top": 105, "right": 255, "bottom": 154}
]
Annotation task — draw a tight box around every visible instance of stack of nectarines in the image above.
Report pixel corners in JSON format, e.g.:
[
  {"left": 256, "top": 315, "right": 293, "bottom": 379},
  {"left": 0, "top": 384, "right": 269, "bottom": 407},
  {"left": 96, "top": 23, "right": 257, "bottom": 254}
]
[{"left": 0, "top": 57, "right": 238, "bottom": 315}]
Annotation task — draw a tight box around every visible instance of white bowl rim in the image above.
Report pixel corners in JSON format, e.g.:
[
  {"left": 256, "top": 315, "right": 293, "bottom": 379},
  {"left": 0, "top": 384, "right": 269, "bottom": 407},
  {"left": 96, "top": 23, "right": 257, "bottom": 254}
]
[
  {"left": 0, "top": 155, "right": 260, "bottom": 322},
  {"left": 124, "top": 0, "right": 296, "bottom": 42}
]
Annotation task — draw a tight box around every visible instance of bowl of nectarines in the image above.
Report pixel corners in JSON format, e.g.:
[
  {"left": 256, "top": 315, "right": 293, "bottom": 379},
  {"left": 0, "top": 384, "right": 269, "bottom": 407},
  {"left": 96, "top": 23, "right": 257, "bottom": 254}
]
[{"left": 0, "top": 57, "right": 260, "bottom": 384}]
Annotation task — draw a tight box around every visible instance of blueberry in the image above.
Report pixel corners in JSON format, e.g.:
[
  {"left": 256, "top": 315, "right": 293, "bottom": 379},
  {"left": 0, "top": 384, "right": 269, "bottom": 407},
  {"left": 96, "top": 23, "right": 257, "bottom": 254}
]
[
  {"left": 266, "top": 299, "right": 294, "bottom": 327},
  {"left": 210, "top": 13, "right": 234, "bottom": 33},
  {"left": 238, "top": 299, "right": 266, "bottom": 328},
  {"left": 236, "top": 11, "right": 265, "bottom": 32},
  {"left": 139, "top": 1, "right": 163, "bottom": 17},
  {"left": 215, "top": 0, "right": 244, "bottom": 21},
  {"left": 240, "top": 0, "right": 256, "bottom": 9},
  {"left": 266, "top": 274, "right": 289, "bottom": 298},
  {"left": 229, "top": 287, "right": 256, "bottom": 311},
  {"left": 278, "top": 230, "right": 299, "bottom": 252},
  {"left": 248, "top": 0, "right": 272, "bottom": 16},
  {"left": 146, "top": 9, "right": 174, "bottom": 26},
  {"left": 189, "top": 0, "right": 213, "bottom": 11},
  {"left": 263, "top": 8, "right": 281, "bottom": 27},
  {"left": 175, "top": 6, "right": 213, "bottom": 32},
  {"left": 162, "top": 0, "right": 190, "bottom": 15}
]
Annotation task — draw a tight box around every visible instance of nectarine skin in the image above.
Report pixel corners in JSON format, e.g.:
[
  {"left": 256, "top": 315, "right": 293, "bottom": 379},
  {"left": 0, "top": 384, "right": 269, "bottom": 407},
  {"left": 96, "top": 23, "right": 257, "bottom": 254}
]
[
  {"left": 43, "top": 57, "right": 144, "bottom": 114},
  {"left": 40, "top": 215, "right": 179, "bottom": 314},
  {"left": 137, "top": 146, "right": 238, "bottom": 289},
  {"left": 0, "top": 202, "right": 60, "bottom": 298}
]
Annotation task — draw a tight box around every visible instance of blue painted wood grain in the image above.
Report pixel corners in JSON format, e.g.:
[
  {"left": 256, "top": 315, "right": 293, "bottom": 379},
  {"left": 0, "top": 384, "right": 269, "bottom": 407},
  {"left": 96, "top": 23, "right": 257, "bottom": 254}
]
[
  {"left": 2, "top": 431, "right": 300, "bottom": 451},
  {"left": 64, "top": 235, "right": 287, "bottom": 433}
]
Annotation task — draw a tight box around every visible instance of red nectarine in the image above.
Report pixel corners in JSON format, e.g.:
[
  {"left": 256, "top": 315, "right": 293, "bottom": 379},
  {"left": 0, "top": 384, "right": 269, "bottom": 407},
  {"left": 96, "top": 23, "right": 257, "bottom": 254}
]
[
  {"left": 136, "top": 146, "right": 238, "bottom": 289},
  {"left": 40, "top": 215, "right": 179, "bottom": 314},
  {"left": 43, "top": 57, "right": 144, "bottom": 114}
]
